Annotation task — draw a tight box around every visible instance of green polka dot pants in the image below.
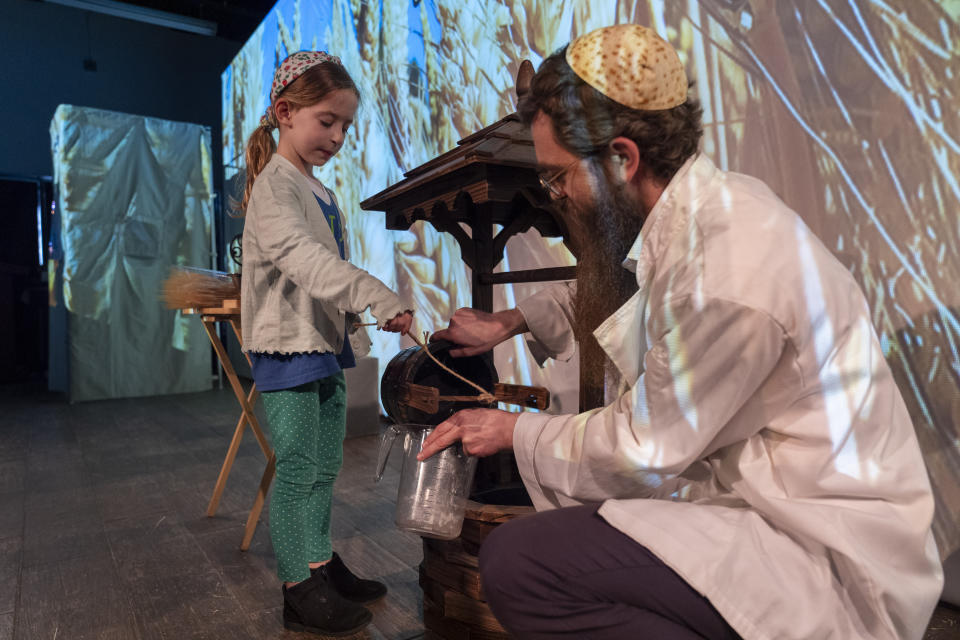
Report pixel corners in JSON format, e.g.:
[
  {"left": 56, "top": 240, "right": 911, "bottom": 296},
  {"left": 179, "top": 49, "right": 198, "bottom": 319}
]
[{"left": 261, "top": 372, "right": 346, "bottom": 583}]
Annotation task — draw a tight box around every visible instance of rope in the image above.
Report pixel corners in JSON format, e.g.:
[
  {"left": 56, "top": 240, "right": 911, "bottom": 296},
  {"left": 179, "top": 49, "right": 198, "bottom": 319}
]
[{"left": 407, "top": 331, "right": 496, "bottom": 404}]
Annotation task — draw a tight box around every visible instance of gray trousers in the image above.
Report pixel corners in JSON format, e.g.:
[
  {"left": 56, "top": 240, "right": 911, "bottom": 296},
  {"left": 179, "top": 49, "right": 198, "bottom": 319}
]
[{"left": 479, "top": 504, "right": 740, "bottom": 639}]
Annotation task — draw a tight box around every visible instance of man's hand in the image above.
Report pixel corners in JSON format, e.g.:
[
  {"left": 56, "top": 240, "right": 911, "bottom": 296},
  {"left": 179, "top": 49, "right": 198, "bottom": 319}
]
[
  {"left": 417, "top": 408, "right": 519, "bottom": 459},
  {"left": 382, "top": 311, "right": 413, "bottom": 335},
  {"left": 431, "top": 308, "right": 529, "bottom": 357}
]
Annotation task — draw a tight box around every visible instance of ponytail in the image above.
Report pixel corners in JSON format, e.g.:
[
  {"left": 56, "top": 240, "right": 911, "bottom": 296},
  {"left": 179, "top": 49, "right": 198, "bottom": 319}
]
[{"left": 241, "top": 112, "right": 277, "bottom": 213}]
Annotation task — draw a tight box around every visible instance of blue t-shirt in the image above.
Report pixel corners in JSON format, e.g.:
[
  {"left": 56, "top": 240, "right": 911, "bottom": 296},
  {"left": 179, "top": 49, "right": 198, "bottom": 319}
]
[{"left": 249, "top": 192, "right": 355, "bottom": 392}]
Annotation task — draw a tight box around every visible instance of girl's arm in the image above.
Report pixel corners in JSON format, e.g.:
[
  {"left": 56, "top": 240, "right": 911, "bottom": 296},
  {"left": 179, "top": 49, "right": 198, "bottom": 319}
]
[{"left": 250, "top": 173, "right": 403, "bottom": 326}]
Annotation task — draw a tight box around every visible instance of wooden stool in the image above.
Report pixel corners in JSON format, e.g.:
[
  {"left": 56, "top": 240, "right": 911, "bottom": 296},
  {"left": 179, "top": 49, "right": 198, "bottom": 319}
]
[{"left": 182, "top": 299, "right": 275, "bottom": 550}]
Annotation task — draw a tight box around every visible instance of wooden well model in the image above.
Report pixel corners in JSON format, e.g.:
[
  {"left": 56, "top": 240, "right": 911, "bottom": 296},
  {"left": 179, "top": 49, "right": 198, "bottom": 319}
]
[{"left": 362, "top": 62, "right": 599, "bottom": 639}]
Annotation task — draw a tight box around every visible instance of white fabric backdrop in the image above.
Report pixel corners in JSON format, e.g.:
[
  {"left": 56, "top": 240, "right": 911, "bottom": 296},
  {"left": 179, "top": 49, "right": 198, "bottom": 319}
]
[{"left": 50, "top": 105, "right": 214, "bottom": 401}]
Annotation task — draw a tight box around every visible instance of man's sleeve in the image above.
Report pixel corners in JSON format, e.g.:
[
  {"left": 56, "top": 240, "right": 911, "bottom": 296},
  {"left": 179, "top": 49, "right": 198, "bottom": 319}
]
[
  {"left": 513, "top": 296, "right": 787, "bottom": 504},
  {"left": 516, "top": 281, "right": 577, "bottom": 365}
]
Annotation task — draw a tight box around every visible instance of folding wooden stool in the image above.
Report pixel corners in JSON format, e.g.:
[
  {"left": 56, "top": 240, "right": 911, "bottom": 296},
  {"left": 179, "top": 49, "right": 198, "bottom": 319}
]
[{"left": 182, "top": 298, "right": 276, "bottom": 550}]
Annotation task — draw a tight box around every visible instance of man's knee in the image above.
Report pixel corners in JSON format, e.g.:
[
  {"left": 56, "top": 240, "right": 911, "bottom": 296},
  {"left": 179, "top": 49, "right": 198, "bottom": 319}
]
[{"left": 478, "top": 514, "right": 543, "bottom": 604}]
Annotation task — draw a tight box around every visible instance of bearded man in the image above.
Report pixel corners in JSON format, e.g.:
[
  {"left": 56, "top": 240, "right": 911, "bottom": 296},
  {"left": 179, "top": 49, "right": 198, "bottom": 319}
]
[{"left": 422, "top": 24, "right": 942, "bottom": 640}]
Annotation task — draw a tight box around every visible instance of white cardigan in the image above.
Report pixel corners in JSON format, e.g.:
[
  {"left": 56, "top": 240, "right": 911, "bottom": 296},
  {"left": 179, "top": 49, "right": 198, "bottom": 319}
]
[
  {"left": 241, "top": 154, "right": 402, "bottom": 355},
  {"left": 514, "top": 154, "right": 942, "bottom": 639}
]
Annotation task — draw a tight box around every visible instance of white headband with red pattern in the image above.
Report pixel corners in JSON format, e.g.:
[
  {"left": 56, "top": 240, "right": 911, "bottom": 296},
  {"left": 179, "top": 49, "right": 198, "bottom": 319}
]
[{"left": 260, "top": 50, "right": 343, "bottom": 129}]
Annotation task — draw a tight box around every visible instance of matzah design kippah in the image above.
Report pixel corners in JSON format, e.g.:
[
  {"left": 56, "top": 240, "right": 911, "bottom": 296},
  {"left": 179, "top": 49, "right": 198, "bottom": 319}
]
[{"left": 566, "top": 24, "right": 687, "bottom": 111}]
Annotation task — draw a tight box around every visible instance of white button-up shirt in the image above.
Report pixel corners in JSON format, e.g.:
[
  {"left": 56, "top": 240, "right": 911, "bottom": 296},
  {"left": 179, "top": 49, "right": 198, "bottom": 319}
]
[{"left": 514, "top": 154, "right": 942, "bottom": 639}]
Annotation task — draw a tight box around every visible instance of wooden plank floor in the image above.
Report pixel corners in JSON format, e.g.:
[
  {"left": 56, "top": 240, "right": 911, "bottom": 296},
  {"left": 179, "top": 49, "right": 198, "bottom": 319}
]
[
  {"left": 0, "top": 386, "right": 424, "bottom": 640},
  {"left": 1, "top": 385, "right": 958, "bottom": 639}
]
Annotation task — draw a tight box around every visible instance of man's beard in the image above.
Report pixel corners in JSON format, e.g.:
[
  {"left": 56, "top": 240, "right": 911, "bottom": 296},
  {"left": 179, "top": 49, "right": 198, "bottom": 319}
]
[{"left": 564, "top": 163, "right": 645, "bottom": 395}]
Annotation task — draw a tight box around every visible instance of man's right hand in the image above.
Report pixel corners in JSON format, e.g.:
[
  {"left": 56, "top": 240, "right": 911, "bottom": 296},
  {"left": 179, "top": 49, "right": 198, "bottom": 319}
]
[{"left": 431, "top": 308, "right": 528, "bottom": 357}]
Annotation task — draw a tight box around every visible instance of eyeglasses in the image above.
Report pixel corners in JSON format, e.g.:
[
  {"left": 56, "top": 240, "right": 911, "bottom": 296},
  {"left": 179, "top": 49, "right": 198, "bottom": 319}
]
[{"left": 538, "top": 159, "right": 580, "bottom": 199}]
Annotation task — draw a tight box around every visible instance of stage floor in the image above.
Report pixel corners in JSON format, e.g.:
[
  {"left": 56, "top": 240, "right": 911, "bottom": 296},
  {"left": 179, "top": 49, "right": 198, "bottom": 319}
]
[
  {"left": 0, "top": 384, "right": 956, "bottom": 639},
  {"left": 0, "top": 385, "right": 423, "bottom": 640}
]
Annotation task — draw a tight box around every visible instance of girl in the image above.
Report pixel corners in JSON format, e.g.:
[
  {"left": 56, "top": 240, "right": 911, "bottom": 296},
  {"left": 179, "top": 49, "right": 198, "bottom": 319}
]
[{"left": 241, "top": 50, "right": 412, "bottom": 636}]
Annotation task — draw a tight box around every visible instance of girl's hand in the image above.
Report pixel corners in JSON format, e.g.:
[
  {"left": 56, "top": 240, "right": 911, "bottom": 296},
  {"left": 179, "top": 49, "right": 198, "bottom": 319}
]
[{"left": 382, "top": 310, "right": 413, "bottom": 334}]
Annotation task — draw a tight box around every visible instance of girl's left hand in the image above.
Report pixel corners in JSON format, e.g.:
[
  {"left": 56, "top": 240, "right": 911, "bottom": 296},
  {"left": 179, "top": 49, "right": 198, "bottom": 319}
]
[{"left": 382, "top": 310, "right": 413, "bottom": 334}]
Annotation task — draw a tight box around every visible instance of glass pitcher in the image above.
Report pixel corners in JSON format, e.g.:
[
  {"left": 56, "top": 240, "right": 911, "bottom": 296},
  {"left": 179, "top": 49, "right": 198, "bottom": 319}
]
[{"left": 375, "top": 423, "right": 478, "bottom": 540}]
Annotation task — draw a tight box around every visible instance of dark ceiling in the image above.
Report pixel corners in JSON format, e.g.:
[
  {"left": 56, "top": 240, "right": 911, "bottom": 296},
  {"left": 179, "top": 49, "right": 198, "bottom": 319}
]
[{"left": 117, "top": 0, "right": 278, "bottom": 42}]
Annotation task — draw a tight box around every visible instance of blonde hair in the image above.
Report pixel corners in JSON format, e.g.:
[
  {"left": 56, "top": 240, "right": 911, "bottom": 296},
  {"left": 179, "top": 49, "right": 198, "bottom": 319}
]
[{"left": 241, "top": 61, "right": 360, "bottom": 212}]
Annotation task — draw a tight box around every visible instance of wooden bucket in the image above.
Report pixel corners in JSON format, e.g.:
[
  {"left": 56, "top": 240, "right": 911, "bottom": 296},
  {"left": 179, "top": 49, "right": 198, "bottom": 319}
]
[
  {"left": 379, "top": 342, "right": 536, "bottom": 496},
  {"left": 420, "top": 496, "right": 534, "bottom": 640},
  {"left": 380, "top": 340, "right": 498, "bottom": 425}
]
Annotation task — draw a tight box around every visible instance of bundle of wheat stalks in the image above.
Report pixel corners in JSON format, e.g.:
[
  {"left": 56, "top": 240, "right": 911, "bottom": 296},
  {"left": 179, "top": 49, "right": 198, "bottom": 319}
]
[{"left": 162, "top": 267, "right": 240, "bottom": 310}]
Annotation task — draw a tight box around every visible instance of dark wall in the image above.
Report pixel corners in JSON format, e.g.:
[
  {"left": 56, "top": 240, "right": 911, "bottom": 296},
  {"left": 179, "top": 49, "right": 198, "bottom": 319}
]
[{"left": 0, "top": 0, "right": 241, "bottom": 194}]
